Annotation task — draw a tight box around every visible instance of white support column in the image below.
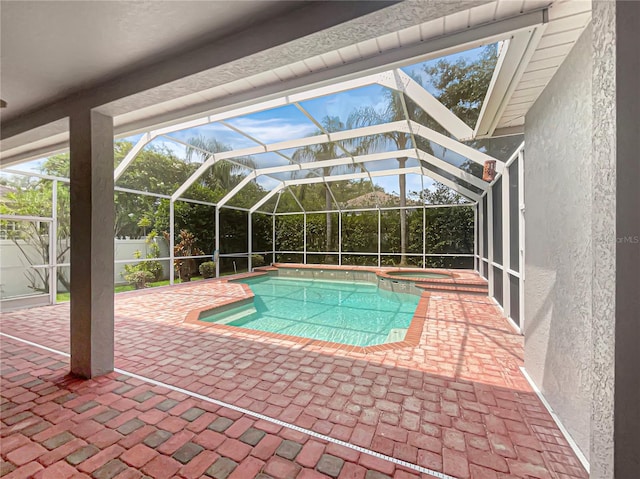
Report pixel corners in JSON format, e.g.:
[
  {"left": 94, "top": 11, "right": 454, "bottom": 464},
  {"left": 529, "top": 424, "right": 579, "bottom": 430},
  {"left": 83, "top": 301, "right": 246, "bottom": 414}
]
[
  {"left": 502, "top": 165, "right": 511, "bottom": 318},
  {"left": 248, "top": 212, "right": 253, "bottom": 272},
  {"left": 272, "top": 214, "right": 277, "bottom": 265},
  {"left": 338, "top": 212, "right": 342, "bottom": 266},
  {"left": 303, "top": 213, "right": 307, "bottom": 264},
  {"left": 69, "top": 110, "right": 114, "bottom": 379},
  {"left": 50, "top": 179, "right": 58, "bottom": 305},
  {"left": 518, "top": 149, "right": 525, "bottom": 328},
  {"left": 487, "top": 188, "right": 494, "bottom": 297},
  {"left": 169, "top": 200, "right": 175, "bottom": 285},
  {"left": 474, "top": 203, "right": 478, "bottom": 272},
  {"left": 422, "top": 204, "right": 426, "bottom": 269},
  {"left": 478, "top": 196, "right": 485, "bottom": 278},
  {"left": 272, "top": 193, "right": 281, "bottom": 265},
  {"left": 377, "top": 209, "right": 381, "bottom": 267},
  {"left": 215, "top": 206, "right": 220, "bottom": 278}
]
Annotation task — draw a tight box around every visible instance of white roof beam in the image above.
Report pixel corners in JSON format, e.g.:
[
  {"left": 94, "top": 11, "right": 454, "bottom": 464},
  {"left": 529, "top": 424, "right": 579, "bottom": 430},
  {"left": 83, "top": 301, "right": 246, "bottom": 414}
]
[
  {"left": 286, "top": 186, "right": 306, "bottom": 213},
  {"left": 219, "top": 119, "right": 296, "bottom": 167},
  {"left": 114, "top": 132, "right": 154, "bottom": 181},
  {"left": 139, "top": 72, "right": 387, "bottom": 147},
  {"left": 474, "top": 17, "right": 548, "bottom": 138},
  {"left": 284, "top": 167, "right": 422, "bottom": 186},
  {"left": 409, "top": 120, "right": 504, "bottom": 173},
  {"left": 218, "top": 120, "right": 264, "bottom": 147},
  {"left": 380, "top": 69, "right": 474, "bottom": 140},
  {"left": 416, "top": 150, "right": 488, "bottom": 191},
  {"left": 208, "top": 172, "right": 258, "bottom": 208},
  {"left": 286, "top": 72, "right": 385, "bottom": 104},
  {"left": 420, "top": 167, "right": 480, "bottom": 202},
  {"left": 209, "top": 119, "right": 501, "bottom": 174},
  {"left": 253, "top": 147, "right": 487, "bottom": 191},
  {"left": 292, "top": 101, "right": 373, "bottom": 189},
  {"left": 171, "top": 154, "right": 217, "bottom": 200},
  {"left": 329, "top": 120, "right": 410, "bottom": 141},
  {"left": 254, "top": 149, "right": 415, "bottom": 176},
  {"left": 250, "top": 184, "right": 285, "bottom": 214},
  {"left": 271, "top": 190, "right": 282, "bottom": 215},
  {"left": 213, "top": 121, "right": 409, "bottom": 161},
  {"left": 112, "top": 64, "right": 470, "bottom": 153}
]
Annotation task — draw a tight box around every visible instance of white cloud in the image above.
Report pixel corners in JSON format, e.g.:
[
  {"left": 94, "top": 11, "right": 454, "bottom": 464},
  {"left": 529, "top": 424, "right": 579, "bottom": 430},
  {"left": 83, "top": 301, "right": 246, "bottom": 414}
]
[{"left": 225, "top": 117, "right": 317, "bottom": 144}]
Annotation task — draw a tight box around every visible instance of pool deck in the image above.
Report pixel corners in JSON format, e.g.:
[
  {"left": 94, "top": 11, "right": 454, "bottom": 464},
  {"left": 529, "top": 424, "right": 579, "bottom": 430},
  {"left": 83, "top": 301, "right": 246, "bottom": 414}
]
[{"left": 0, "top": 269, "right": 588, "bottom": 479}]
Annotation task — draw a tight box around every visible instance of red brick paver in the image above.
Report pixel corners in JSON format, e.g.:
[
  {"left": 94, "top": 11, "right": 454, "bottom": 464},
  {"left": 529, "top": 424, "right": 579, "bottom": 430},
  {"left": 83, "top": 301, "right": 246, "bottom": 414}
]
[
  {"left": 0, "top": 269, "right": 588, "bottom": 478},
  {"left": 0, "top": 337, "right": 417, "bottom": 479}
]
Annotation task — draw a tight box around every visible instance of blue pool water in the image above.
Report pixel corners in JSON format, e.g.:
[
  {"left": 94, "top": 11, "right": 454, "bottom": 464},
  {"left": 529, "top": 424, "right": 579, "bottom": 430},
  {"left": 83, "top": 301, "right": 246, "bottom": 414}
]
[{"left": 203, "top": 276, "right": 419, "bottom": 347}]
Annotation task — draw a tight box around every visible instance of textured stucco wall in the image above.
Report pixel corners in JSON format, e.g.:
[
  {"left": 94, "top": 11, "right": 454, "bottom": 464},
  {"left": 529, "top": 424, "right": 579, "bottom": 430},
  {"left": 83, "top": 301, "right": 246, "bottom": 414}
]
[
  {"left": 590, "top": 2, "right": 616, "bottom": 476},
  {"left": 523, "top": 25, "right": 592, "bottom": 460}
]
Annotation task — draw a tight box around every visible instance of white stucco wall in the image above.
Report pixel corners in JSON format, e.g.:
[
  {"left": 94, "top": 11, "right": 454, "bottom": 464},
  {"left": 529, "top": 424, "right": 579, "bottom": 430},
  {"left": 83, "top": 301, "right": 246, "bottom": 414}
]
[
  {"left": 0, "top": 237, "right": 170, "bottom": 299},
  {"left": 523, "top": 25, "right": 592, "bottom": 460}
]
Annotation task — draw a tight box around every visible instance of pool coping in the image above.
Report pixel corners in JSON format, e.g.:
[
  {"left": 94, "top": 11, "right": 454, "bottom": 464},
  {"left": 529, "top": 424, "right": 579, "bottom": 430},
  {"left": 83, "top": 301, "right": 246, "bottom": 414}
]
[
  {"left": 271, "top": 263, "right": 489, "bottom": 287},
  {"left": 182, "top": 269, "right": 431, "bottom": 354}
]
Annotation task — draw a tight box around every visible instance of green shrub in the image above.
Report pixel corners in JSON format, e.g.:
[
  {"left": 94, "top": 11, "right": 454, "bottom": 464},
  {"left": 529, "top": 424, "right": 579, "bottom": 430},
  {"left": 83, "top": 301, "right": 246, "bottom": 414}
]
[
  {"left": 122, "top": 231, "right": 165, "bottom": 284},
  {"left": 144, "top": 232, "right": 164, "bottom": 281},
  {"left": 199, "top": 261, "right": 216, "bottom": 279},
  {"left": 166, "top": 229, "right": 204, "bottom": 282},
  {"left": 124, "top": 270, "right": 154, "bottom": 289},
  {"left": 251, "top": 254, "right": 266, "bottom": 268}
]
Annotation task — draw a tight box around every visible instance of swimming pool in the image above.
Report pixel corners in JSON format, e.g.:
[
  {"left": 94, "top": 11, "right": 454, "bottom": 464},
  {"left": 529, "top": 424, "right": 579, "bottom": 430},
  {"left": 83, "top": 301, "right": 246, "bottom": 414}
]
[{"left": 200, "top": 276, "right": 419, "bottom": 347}]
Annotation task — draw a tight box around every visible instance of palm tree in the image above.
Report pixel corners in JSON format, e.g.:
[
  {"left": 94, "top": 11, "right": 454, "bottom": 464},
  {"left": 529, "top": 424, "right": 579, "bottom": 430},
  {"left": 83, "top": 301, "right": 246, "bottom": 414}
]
[
  {"left": 347, "top": 90, "right": 414, "bottom": 265},
  {"left": 185, "top": 135, "right": 256, "bottom": 191},
  {"left": 291, "top": 116, "right": 348, "bottom": 260}
]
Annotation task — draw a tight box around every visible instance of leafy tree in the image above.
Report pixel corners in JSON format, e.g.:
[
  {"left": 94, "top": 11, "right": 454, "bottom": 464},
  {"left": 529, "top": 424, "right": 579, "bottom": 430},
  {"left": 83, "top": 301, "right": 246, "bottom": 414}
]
[
  {"left": 154, "top": 199, "right": 217, "bottom": 254},
  {"left": 274, "top": 215, "right": 304, "bottom": 253},
  {"left": 291, "top": 116, "right": 348, "bottom": 259},
  {"left": 341, "top": 212, "right": 378, "bottom": 260},
  {"left": 184, "top": 135, "right": 256, "bottom": 191},
  {"left": 423, "top": 44, "right": 523, "bottom": 170},
  {"left": 424, "top": 45, "right": 498, "bottom": 127},
  {"left": 423, "top": 183, "right": 474, "bottom": 268},
  {"left": 115, "top": 142, "right": 195, "bottom": 238},
  {"left": 330, "top": 180, "right": 384, "bottom": 207},
  {"left": 137, "top": 216, "right": 152, "bottom": 237},
  {"left": 0, "top": 176, "right": 71, "bottom": 293},
  {"left": 347, "top": 89, "right": 420, "bottom": 265}
]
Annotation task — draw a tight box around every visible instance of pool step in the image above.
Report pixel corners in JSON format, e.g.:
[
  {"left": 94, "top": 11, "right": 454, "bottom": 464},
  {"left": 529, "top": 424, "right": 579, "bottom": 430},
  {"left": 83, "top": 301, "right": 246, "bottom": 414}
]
[
  {"left": 385, "top": 328, "right": 408, "bottom": 343},
  {"left": 199, "top": 303, "right": 257, "bottom": 324},
  {"left": 416, "top": 282, "right": 488, "bottom": 295}
]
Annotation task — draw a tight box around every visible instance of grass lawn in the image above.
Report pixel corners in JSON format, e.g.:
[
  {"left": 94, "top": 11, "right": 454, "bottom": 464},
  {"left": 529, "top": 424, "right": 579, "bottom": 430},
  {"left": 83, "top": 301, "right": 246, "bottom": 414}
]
[{"left": 55, "top": 276, "right": 204, "bottom": 302}]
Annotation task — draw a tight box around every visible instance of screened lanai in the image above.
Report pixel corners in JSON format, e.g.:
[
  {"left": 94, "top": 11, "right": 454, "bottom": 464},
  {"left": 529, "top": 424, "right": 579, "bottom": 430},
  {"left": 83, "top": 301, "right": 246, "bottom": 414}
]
[
  {"left": 5, "top": 1, "right": 637, "bottom": 477},
  {"left": 1, "top": 41, "right": 524, "bottom": 327}
]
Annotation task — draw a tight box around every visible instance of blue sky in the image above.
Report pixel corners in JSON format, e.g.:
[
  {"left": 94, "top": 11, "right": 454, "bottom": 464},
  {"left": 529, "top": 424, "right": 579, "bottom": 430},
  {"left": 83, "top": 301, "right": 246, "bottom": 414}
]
[{"left": 7, "top": 44, "right": 491, "bottom": 196}]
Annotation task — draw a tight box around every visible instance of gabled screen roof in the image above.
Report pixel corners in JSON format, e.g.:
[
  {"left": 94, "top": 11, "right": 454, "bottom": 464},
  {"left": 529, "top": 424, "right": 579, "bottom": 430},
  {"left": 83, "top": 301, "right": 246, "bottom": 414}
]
[{"left": 8, "top": 42, "right": 526, "bottom": 213}]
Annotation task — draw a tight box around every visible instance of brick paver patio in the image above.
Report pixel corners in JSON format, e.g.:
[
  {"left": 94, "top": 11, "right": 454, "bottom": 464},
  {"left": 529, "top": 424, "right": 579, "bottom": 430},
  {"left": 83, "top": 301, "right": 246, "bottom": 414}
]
[
  {"left": 1, "top": 273, "right": 588, "bottom": 478},
  {"left": 2, "top": 336, "right": 422, "bottom": 479}
]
